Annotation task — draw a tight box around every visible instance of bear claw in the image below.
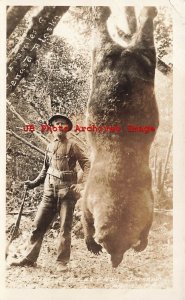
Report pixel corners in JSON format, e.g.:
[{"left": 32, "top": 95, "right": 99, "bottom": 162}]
[{"left": 86, "top": 239, "right": 103, "bottom": 255}]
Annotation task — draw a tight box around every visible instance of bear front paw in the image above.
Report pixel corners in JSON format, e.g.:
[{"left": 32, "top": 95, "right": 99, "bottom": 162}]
[{"left": 86, "top": 238, "right": 103, "bottom": 255}]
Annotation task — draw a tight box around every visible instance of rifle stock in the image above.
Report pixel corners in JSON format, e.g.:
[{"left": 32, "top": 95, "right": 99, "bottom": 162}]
[{"left": 6, "top": 187, "right": 28, "bottom": 259}]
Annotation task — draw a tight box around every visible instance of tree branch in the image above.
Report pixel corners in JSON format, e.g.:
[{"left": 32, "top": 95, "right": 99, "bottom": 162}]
[
  {"left": 7, "top": 129, "right": 45, "bottom": 156},
  {"left": 157, "top": 57, "right": 172, "bottom": 75},
  {"left": 7, "top": 99, "right": 48, "bottom": 145}
]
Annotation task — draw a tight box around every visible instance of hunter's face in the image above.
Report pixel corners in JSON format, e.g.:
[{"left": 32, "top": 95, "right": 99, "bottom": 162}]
[{"left": 52, "top": 118, "right": 69, "bottom": 139}]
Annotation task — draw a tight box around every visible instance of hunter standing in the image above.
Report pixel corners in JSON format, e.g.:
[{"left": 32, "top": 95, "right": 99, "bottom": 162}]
[{"left": 10, "top": 115, "right": 90, "bottom": 271}]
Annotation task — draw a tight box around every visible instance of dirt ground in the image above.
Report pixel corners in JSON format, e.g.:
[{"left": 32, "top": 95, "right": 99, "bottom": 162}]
[{"left": 6, "top": 211, "right": 173, "bottom": 289}]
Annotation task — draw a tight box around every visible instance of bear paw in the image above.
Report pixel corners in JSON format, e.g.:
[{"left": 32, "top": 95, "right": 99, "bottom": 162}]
[
  {"left": 139, "top": 7, "right": 158, "bottom": 24},
  {"left": 86, "top": 238, "right": 103, "bottom": 255}
]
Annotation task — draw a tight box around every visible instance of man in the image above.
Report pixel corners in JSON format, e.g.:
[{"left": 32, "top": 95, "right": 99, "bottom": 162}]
[{"left": 10, "top": 114, "right": 90, "bottom": 271}]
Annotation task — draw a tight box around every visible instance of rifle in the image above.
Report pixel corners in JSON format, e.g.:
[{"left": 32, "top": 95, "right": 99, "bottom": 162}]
[{"left": 6, "top": 187, "right": 28, "bottom": 259}]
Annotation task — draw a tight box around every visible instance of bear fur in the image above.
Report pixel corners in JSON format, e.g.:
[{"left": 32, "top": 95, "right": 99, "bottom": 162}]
[{"left": 82, "top": 6, "right": 159, "bottom": 268}]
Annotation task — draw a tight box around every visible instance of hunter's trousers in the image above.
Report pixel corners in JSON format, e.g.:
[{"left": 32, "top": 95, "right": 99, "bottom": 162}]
[{"left": 23, "top": 186, "right": 76, "bottom": 264}]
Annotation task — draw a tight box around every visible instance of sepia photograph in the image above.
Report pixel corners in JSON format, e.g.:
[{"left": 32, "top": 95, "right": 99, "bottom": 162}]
[{"left": 2, "top": 1, "right": 183, "bottom": 297}]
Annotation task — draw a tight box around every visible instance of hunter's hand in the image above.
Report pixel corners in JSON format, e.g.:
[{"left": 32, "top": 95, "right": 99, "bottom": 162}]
[
  {"left": 70, "top": 184, "right": 82, "bottom": 194},
  {"left": 24, "top": 180, "right": 35, "bottom": 190}
]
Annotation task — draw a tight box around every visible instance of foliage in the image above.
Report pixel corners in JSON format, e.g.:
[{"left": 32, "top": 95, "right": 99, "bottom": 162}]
[
  {"left": 154, "top": 7, "right": 173, "bottom": 60},
  {"left": 27, "top": 35, "right": 90, "bottom": 117}
]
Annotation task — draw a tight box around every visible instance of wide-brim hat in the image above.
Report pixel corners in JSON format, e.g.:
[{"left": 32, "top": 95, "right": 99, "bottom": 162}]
[{"left": 48, "top": 114, "right": 73, "bottom": 131}]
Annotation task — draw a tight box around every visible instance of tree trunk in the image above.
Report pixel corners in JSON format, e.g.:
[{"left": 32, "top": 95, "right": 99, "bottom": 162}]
[
  {"left": 7, "top": 6, "right": 32, "bottom": 38},
  {"left": 7, "top": 6, "right": 69, "bottom": 97}
]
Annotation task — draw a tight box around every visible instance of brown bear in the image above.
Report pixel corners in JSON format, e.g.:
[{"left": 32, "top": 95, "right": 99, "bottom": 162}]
[{"left": 82, "top": 6, "right": 159, "bottom": 268}]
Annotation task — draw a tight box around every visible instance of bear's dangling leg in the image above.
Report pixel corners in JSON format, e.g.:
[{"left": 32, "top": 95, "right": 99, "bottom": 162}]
[
  {"left": 124, "top": 6, "right": 137, "bottom": 34},
  {"left": 116, "top": 6, "right": 137, "bottom": 39},
  {"left": 133, "top": 213, "right": 153, "bottom": 252},
  {"left": 82, "top": 208, "right": 102, "bottom": 255},
  {"left": 135, "top": 7, "right": 157, "bottom": 46}
]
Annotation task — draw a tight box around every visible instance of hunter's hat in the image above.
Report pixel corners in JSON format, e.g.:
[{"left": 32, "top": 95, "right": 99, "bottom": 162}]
[{"left": 48, "top": 114, "right": 73, "bottom": 131}]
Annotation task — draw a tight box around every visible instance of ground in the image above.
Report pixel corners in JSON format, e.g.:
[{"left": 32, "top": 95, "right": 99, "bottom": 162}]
[{"left": 6, "top": 210, "right": 172, "bottom": 289}]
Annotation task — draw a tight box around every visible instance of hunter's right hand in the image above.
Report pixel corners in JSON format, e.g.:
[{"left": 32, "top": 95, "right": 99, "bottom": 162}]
[{"left": 24, "top": 180, "right": 36, "bottom": 190}]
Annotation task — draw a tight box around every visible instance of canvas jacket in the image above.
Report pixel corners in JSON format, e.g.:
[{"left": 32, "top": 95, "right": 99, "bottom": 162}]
[{"left": 31, "top": 137, "right": 90, "bottom": 188}]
